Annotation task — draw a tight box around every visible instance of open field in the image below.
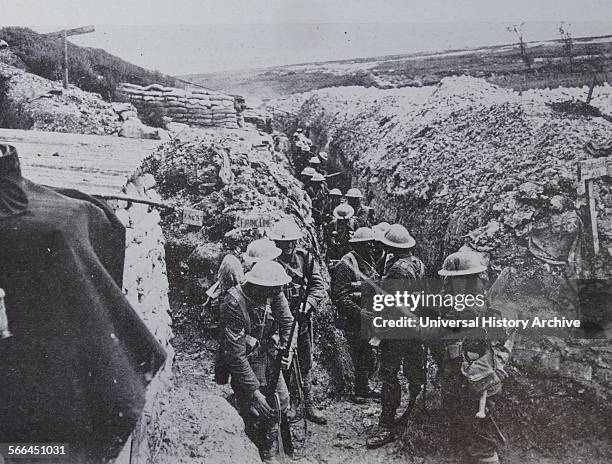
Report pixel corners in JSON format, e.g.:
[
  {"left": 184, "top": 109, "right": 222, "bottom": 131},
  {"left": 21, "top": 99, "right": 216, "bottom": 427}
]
[{"left": 184, "top": 34, "right": 612, "bottom": 100}]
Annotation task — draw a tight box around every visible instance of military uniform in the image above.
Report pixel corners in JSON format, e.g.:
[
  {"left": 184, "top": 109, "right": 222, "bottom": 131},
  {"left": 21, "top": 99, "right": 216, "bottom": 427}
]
[
  {"left": 378, "top": 253, "right": 427, "bottom": 427},
  {"left": 332, "top": 250, "right": 379, "bottom": 396},
  {"left": 306, "top": 183, "right": 329, "bottom": 230},
  {"left": 352, "top": 205, "right": 371, "bottom": 228},
  {"left": 219, "top": 285, "right": 293, "bottom": 460},
  {"left": 277, "top": 248, "right": 327, "bottom": 423},
  {"left": 325, "top": 218, "right": 355, "bottom": 263},
  {"left": 408, "top": 252, "right": 514, "bottom": 463},
  {"left": 429, "top": 272, "right": 514, "bottom": 464}
]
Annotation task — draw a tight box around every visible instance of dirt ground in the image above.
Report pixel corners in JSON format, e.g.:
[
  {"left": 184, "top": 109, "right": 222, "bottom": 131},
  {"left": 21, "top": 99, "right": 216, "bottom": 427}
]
[{"left": 157, "top": 314, "right": 612, "bottom": 464}]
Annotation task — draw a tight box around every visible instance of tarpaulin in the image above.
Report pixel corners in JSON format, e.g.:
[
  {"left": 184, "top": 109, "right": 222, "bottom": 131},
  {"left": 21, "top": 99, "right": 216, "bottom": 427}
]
[{"left": 0, "top": 163, "right": 166, "bottom": 462}]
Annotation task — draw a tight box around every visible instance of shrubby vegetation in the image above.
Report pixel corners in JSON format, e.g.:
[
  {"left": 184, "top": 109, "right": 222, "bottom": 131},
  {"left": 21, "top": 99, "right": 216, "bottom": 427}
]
[{"left": 0, "top": 27, "right": 176, "bottom": 100}]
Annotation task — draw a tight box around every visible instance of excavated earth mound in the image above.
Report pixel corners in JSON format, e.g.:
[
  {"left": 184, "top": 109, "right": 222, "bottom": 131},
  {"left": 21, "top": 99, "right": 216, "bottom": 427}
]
[
  {"left": 141, "top": 128, "right": 313, "bottom": 313},
  {"left": 272, "top": 76, "right": 612, "bottom": 398},
  {"left": 0, "top": 62, "right": 137, "bottom": 135}
]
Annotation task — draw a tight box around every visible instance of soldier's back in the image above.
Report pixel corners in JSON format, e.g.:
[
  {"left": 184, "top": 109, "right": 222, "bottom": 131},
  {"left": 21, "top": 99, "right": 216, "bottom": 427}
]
[{"left": 384, "top": 255, "right": 425, "bottom": 280}]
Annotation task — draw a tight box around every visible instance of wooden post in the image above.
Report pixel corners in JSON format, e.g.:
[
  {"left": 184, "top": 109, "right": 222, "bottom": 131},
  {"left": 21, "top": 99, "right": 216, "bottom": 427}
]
[
  {"left": 586, "top": 178, "right": 600, "bottom": 256},
  {"left": 43, "top": 26, "right": 95, "bottom": 89},
  {"left": 578, "top": 157, "right": 608, "bottom": 256},
  {"left": 586, "top": 73, "right": 597, "bottom": 105},
  {"left": 63, "top": 29, "right": 69, "bottom": 89}
]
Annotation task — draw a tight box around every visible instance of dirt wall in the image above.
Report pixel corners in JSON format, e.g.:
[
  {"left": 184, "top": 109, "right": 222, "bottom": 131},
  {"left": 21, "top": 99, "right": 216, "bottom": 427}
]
[{"left": 279, "top": 76, "right": 612, "bottom": 400}]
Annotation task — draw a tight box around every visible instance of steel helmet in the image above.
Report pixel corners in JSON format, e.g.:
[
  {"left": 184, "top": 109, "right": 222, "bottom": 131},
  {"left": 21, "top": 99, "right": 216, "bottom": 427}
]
[
  {"left": 296, "top": 128, "right": 303, "bottom": 133},
  {"left": 300, "top": 167, "right": 316, "bottom": 177},
  {"left": 269, "top": 218, "right": 303, "bottom": 241},
  {"left": 438, "top": 250, "right": 487, "bottom": 276},
  {"left": 318, "top": 151, "right": 329, "bottom": 161},
  {"left": 310, "top": 172, "right": 325, "bottom": 182},
  {"left": 245, "top": 260, "right": 292, "bottom": 286},
  {"left": 244, "top": 238, "right": 282, "bottom": 264},
  {"left": 380, "top": 224, "right": 416, "bottom": 249},
  {"left": 349, "top": 227, "right": 376, "bottom": 243},
  {"left": 345, "top": 188, "right": 363, "bottom": 199},
  {"left": 372, "top": 222, "right": 391, "bottom": 240},
  {"left": 329, "top": 188, "right": 342, "bottom": 197},
  {"left": 308, "top": 156, "right": 321, "bottom": 165},
  {"left": 333, "top": 203, "right": 355, "bottom": 220}
]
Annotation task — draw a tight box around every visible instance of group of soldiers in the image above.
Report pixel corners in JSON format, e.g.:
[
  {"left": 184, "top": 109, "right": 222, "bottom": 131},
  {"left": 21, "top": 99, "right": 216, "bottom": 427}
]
[{"left": 212, "top": 206, "right": 515, "bottom": 463}]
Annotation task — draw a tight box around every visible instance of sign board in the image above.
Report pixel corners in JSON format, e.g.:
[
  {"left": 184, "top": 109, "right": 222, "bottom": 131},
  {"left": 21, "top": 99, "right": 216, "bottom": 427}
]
[
  {"left": 578, "top": 156, "right": 611, "bottom": 257},
  {"left": 235, "top": 214, "right": 273, "bottom": 229},
  {"left": 579, "top": 158, "right": 608, "bottom": 181},
  {"left": 182, "top": 207, "right": 205, "bottom": 227},
  {"left": 44, "top": 26, "right": 95, "bottom": 39}
]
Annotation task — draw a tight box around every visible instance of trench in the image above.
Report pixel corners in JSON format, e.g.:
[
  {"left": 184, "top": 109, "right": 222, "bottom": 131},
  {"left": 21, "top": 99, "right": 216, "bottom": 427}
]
[
  {"left": 144, "top": 103, "right": 612, "bottom": 463},
  {"left": 263, "top": 109, "right": 612, "bottom": 463}
]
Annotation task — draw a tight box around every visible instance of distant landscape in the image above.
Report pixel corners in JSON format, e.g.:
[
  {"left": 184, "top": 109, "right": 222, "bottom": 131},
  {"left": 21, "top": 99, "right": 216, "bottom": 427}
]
[
  {"left": 184, "top": 34, "right": 612, "bottom": 100},
  {"left": 2, "top": 26, "right": 609, "bottom": 104}
]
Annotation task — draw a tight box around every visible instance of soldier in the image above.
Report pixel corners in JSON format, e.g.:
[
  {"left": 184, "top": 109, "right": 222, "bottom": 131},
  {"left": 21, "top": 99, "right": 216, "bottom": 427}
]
[
  {"left": 299, "top": 167, "right": 316, "bottom": 186},
  {"left": 371, "top": 222, "right": 391, "bottom": 275},
  {"left": 269, "top": 218, "right": 328, "bottom": 425},
  {"left": 323, "top": 188, "right": 343, "bottom": 226},
  {"left": 205, "top": 254, "right": 245, "bottom": 326},
  {"left": 434, "top": 250, "right": 514, "bottom": 464},
  {"left": 243, "top": 238, "right": 282, "bottom": 272},
  {"left": 308, "top": 156, "right": 322, "bottom": 170},
  {"left": 306, "top": 173, "right": 329, "bottom": 230},
  {"left": 367, "top": 224, "right": 427, "bottom": 449},
  {"left": 370, "top": 249, "right": 514, "bottom": 463},
  {"left": 345, "top": 188, "right": 371, "bottom": 228},
  {"left": 317, "top": 151, "right": 329, "bottom": 175},
  {"left": 325, "top": 203, "right": 356, "bottom": 265},
  {"left": 331, "top": 227, "right": 381, "bottom": 403},
  {"left": 292, "top": 129, "right": 312, "bottom": 174},
  {"left": 219, "top": 261, "right": 294, "bottom": 464}
]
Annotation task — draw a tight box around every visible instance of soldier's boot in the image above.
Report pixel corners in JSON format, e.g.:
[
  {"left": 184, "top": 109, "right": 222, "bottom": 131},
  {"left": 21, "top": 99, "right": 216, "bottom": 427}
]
[
  {"left": 366, "top": 382, "right": 400, "bottom": 449},
  {"left": 261, "top": 422, "right": 281, "bottom": 464},
  {"left": 303, "top": 372, "right": 327, "bottom": 425}
]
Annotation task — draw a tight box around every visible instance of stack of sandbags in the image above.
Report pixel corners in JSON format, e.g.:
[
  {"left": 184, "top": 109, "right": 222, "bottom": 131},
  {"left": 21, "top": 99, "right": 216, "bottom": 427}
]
[{"left": 117, "top": 83, "right": 239, "bottom": 129}]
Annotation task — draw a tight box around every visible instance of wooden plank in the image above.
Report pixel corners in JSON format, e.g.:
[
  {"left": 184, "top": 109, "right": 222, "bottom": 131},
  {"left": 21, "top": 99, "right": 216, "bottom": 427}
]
[
  {"left": 0, "top": 128, "right": 162, "bottom": 196},
  {"left": 235, "top": 213, "right": 273, "bottom": 229},
  {"left": 182, "top": 208, "right": 205, "bottom": 226},
  {"left": 579, "top": 158, "right": 608, "bottom": 181}
]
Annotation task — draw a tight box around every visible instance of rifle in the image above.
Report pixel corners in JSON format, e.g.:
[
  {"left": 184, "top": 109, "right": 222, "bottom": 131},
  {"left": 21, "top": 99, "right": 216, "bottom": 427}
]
[{"left": 267, "top": 254, "right": 315, "bottom": 453}]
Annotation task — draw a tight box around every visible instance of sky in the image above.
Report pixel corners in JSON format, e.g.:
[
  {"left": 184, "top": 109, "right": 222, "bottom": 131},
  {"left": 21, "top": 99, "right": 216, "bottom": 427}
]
[
  {"left": 1, "top": 1, "right": 611, "bottom": 75},
  {"left": 3, "top": 0, "right": 611, "bottom": 25}
]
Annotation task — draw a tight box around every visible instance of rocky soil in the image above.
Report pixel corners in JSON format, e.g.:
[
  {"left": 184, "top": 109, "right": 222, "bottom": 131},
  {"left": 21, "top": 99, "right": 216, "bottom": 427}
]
[
  {"left": 274, "top": 75, "right": 612, "bottom": 283},
  {"left": 0, "top": 62, "right": 165, "bottom": 138}
]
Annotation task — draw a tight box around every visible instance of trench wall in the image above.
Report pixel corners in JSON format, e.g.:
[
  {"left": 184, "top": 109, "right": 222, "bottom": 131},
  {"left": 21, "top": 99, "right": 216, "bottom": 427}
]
[{"left": 106, "top": 172, "right": 174, "bottom": 464}]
